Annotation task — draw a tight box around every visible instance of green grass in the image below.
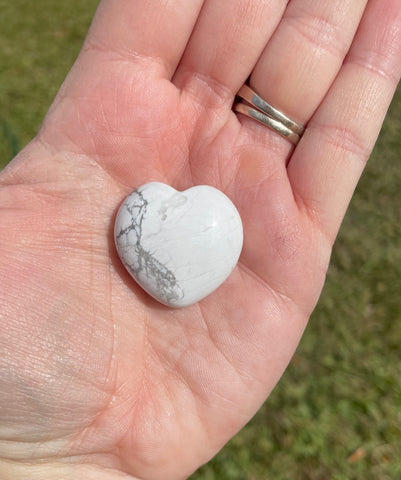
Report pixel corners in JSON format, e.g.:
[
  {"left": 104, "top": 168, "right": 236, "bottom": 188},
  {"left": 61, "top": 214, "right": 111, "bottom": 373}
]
[
  {"left": 1, "top": 2, "right": 401, "bottom": 479},
  {"left": 0, "top": 0, "right": 99, "bottom": 164}
]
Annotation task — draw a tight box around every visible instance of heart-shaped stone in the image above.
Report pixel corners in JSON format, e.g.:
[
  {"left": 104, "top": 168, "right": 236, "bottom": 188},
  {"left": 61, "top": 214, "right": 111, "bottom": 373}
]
[{"left": 114, "top": 182, "right": 243, "bottom": 307}]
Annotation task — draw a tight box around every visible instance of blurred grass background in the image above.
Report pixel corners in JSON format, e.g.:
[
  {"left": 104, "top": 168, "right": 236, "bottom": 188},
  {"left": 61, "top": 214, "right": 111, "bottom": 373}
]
[{"left": 1, "top": 1, "right": 400, "bottom": 478}]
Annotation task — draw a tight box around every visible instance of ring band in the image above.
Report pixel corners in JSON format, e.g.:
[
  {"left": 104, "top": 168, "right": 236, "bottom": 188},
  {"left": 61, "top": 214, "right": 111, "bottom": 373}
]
[
  {"left": 235, "top": 84, "right": 305, "bottom": 145},
  {"left": 234, "top": 103, "right": 302, "bottom": 145}
]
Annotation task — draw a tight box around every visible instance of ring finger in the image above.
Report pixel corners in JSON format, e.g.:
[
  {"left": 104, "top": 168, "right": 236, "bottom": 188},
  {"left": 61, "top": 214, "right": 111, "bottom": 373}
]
[{"left": 241, "top": 0, "right": 368, "bottom": 136}]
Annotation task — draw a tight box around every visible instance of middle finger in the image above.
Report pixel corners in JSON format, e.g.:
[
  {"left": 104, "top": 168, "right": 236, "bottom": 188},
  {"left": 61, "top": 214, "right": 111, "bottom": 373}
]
[{"left": 173, "top": 0, "right": 289, "bottom": 105}]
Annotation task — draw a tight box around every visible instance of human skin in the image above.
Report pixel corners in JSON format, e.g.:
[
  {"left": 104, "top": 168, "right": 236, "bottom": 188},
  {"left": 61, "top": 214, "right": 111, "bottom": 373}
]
[{"left": 0, "top": 0, "right": 401, "bottom": 479}]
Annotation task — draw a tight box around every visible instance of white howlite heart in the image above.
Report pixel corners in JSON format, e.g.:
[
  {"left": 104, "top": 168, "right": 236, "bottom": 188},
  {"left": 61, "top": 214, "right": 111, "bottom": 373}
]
[{"left": 114, "top": 182, "right": 243, "bottom": 308}]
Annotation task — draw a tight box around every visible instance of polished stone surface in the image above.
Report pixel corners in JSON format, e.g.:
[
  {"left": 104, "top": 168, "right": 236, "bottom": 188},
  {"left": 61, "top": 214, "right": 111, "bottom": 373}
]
[{"left": 114, "top": 182, "right": 243, "bottom": 307}]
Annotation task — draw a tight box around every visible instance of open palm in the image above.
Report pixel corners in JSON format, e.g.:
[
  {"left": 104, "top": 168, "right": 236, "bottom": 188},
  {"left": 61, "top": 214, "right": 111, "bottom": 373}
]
[{"left": 1, "top": 1, "right": 400, "bottom": 479}]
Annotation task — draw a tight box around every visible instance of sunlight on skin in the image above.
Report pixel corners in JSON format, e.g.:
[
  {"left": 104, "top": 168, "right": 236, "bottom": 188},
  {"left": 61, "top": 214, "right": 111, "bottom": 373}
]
[{"left": 0, "top": 0, "right": 401, "bottom": 479}]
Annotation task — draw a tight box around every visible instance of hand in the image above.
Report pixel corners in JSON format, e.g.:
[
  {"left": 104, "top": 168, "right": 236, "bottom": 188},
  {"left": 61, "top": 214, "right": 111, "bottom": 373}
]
[{"left": 1, "top": 1, "right": 400, "bottom": 479}]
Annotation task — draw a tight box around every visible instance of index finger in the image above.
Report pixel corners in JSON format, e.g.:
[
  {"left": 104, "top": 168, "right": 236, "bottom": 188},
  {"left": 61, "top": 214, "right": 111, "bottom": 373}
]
[{"left": 81, "top": 0, "right": 204, "bottom": 79}]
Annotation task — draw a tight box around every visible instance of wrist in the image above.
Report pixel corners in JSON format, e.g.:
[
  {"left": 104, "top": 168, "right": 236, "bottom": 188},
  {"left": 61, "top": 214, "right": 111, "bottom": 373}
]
[{"left": 0, "top": 459, "right": 140, "bottom": 480}]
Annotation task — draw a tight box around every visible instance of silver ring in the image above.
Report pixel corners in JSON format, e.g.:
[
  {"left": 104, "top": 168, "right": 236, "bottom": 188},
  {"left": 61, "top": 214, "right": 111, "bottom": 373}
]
[{"left": 235, "top": 84, "right": 305, "bottom": 145}]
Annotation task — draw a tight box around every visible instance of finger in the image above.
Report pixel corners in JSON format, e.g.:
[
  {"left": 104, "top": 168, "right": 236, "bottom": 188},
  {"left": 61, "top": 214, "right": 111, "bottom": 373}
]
[
  {"left": 173, "top": 0, "right": 288, "bottom": 104},
  {"left": 84, "top": 0, "right": 205, "bottom": 78},
  {"left": 38, "top": 0, "right": 206, "bottom": 180},
  {"left": 245, "top": 0, "right": 367, "bottom": 128},
  {"left": 287, "top": 0, "right": 401, "bottom": 242}
]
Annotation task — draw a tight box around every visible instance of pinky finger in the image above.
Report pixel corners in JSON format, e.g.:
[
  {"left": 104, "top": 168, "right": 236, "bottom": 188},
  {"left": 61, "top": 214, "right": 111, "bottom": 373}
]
[{"left": 287, "top": 0, "right": 401, "bottom": 243}]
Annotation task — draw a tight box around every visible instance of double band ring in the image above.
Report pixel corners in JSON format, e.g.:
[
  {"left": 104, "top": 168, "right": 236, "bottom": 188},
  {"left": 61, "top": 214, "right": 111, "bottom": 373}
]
[{"left": 234, "top": 84, "right": 305, "bottom": 145}]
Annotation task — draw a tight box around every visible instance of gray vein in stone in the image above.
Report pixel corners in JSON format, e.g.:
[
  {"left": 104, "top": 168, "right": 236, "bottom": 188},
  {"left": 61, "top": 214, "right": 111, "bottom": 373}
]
[{"left": 116, "top": 189, "right": 184, "bottom": 304}]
